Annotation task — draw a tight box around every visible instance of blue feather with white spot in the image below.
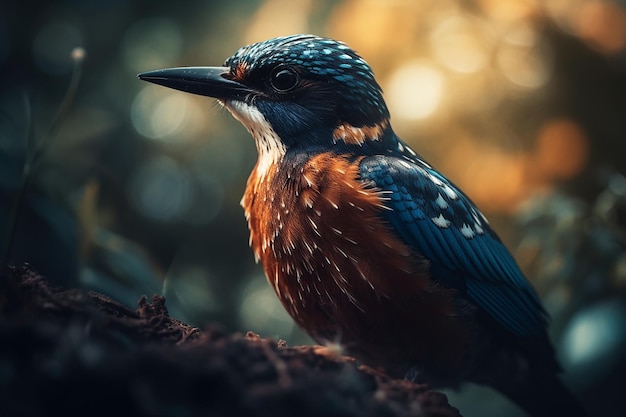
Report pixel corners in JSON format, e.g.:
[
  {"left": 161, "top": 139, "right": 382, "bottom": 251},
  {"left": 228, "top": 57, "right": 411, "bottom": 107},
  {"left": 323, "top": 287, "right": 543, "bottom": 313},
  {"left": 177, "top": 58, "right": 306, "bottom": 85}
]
[{"left": 359, "top": 151, "right": 548, "bottom": 338}]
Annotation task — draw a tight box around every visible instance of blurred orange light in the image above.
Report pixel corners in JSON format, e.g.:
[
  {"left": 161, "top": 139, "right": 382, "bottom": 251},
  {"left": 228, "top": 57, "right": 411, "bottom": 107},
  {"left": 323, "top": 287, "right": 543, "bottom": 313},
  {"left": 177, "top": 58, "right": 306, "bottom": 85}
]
[
  {"left": 439, "top": 135, "right": 528, "bottom": 212},
  {"left": 461, "top": 150, "right": 527, "bottom": 212},
  {"left": 576, "top": 0, "right": 626, "bottom": 54},
  {"left": 533, "top": 119, "right": 589, "bottom": 182}
]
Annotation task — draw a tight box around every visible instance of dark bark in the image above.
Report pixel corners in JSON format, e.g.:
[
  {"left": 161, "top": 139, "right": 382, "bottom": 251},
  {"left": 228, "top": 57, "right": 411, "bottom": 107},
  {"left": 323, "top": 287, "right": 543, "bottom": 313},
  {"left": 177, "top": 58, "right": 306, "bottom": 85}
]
[{"left": 0, "top": 265, "right": 461, "bottom": 417}]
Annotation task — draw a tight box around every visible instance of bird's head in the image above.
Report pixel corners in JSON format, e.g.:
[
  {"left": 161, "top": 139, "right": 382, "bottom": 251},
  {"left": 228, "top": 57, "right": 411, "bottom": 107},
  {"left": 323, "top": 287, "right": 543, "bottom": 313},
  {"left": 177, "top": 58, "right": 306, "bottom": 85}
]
[{"left": 139, "top": 35, "right": 393, "bottom": 157}]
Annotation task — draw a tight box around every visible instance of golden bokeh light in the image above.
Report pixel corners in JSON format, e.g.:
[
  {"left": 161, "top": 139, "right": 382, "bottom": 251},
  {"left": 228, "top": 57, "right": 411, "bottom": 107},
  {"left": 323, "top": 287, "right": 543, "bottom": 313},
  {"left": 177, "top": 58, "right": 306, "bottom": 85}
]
[
  {"left": 386, "top": 61, "right": 446, "bottom": 120},
  {"left": 430, "top": 15, "right": 490, "bottom": 74}
]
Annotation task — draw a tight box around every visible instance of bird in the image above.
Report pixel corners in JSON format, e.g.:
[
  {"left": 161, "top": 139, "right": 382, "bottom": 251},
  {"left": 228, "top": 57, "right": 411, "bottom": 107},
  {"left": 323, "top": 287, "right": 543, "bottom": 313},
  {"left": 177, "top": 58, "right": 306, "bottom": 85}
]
[{"left": 138, "top": 34, "right": 587, "bottom": 417}]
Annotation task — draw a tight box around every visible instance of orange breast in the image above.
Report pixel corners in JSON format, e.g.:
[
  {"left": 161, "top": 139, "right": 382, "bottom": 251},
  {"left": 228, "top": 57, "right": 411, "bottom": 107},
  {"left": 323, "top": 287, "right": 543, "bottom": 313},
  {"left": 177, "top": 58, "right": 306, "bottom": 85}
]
[{"left": 241, "top": 152, "right": 469, "bottom": 376}]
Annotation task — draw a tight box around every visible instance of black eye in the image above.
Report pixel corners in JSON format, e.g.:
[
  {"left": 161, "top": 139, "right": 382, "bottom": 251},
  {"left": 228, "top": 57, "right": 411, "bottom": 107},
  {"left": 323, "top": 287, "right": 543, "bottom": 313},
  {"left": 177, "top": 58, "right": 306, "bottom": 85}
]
[{"left": 270, "top": 67, "right": 299, "bottom": 92}]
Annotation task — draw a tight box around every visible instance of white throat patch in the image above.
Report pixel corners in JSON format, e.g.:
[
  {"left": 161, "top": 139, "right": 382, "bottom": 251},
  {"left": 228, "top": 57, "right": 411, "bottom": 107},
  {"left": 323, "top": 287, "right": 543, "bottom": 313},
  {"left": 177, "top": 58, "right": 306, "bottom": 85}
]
[{"left": 224, "top": 100, "right": 286, "bottom": 179}]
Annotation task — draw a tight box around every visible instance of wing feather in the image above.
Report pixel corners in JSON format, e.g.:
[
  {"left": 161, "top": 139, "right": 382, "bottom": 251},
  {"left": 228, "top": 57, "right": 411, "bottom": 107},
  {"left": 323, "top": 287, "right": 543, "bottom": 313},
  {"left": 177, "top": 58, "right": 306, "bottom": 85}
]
[{"left": 359, "top": 154, "right": 547, "bottom": 337}]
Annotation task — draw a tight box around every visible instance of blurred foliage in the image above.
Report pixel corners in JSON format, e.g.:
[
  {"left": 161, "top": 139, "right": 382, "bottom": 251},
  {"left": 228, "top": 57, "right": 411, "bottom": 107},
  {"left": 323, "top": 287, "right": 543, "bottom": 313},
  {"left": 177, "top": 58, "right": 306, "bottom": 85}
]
[{"left": 1, "top": 1, "right": 626, "bottom": 416}]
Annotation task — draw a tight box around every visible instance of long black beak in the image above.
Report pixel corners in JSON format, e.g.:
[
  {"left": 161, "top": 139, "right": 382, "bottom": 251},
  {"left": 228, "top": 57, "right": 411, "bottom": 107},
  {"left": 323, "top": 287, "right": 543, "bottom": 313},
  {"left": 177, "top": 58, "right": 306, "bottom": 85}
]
[{"left": 137, "top": 67, "right": 251, "bottom": 101}]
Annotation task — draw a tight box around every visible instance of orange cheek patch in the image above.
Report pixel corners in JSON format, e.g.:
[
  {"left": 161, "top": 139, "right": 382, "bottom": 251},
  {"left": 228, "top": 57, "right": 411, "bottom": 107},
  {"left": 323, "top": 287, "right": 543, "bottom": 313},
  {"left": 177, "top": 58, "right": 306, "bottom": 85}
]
[{"left": 332, "top": 119, "right": 389, "bottom": 145}]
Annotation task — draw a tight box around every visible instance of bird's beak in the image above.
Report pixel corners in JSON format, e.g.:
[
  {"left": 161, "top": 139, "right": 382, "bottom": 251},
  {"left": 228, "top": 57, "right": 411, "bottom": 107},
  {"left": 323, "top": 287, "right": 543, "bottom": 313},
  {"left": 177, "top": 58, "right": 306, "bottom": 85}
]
[{"left": 137, "top": 67, "right": 251, "bottom": 101}]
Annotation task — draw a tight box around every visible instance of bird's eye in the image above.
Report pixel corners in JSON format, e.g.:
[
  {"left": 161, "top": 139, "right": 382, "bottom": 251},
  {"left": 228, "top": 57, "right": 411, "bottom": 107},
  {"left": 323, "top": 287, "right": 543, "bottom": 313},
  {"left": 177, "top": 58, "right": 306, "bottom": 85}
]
[{"left": 270, "top": 67, "right": 299, "bottom": 92}]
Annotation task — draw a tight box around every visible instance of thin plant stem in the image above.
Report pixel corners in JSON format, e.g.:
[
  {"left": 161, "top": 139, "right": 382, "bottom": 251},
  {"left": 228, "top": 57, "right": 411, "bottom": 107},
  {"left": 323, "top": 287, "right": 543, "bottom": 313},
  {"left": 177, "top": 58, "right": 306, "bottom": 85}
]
[{"left": 1, "top": 47, "right": 86, "bottom": 283}]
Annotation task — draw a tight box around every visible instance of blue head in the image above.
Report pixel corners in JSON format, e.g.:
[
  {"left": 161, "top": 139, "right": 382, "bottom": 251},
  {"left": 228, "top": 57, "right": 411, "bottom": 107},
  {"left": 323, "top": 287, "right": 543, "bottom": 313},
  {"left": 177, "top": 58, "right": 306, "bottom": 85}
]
[{"left": 138, "top": 35, "right": 393, "bottom": 154}]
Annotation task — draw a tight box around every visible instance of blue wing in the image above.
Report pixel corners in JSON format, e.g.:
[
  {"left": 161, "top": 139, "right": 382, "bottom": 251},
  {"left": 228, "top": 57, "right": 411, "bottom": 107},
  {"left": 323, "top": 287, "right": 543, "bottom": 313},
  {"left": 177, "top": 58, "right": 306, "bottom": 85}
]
[{"left": 359, "top": 152, "right": 548, "bottom": 338}]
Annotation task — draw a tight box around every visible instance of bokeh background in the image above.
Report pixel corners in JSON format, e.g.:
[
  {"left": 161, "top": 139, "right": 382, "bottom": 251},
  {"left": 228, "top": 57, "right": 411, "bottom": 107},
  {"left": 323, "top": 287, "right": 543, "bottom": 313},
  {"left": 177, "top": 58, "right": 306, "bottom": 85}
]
[{"left": 1, "top": 1, "right": 625, "bottom": 416}]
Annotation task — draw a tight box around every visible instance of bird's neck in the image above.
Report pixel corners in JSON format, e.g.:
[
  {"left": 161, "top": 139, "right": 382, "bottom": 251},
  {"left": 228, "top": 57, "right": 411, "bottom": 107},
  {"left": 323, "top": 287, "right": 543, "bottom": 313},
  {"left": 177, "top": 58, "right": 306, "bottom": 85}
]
[
  {"left": 227, "top": 98, "right": 401, "bottom": 180},
  {"left": 225, "top": 100, "right": 287, "bottom": 181}
]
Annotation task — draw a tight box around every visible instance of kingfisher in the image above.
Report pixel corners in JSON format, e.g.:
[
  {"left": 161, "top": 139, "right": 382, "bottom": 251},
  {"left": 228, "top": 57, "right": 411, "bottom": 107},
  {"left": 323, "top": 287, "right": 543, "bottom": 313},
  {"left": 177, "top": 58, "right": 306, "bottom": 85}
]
[{"left": 139, "top": 34, "right": 586, "bottom": 417}]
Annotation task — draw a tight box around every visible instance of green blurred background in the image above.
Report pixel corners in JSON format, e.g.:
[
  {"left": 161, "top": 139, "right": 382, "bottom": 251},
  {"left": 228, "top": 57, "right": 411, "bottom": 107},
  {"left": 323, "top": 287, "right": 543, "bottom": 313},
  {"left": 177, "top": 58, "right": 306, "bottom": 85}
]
[{"left": 1, "top": 1, "right": 625, "bottom": 416}]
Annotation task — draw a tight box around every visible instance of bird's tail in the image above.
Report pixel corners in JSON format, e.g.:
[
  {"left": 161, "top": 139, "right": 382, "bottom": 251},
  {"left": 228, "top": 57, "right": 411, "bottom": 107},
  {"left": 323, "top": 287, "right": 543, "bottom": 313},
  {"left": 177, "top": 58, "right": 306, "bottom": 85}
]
[{"left": 497, "top": 367, "right": 588, "bottom": 417}]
